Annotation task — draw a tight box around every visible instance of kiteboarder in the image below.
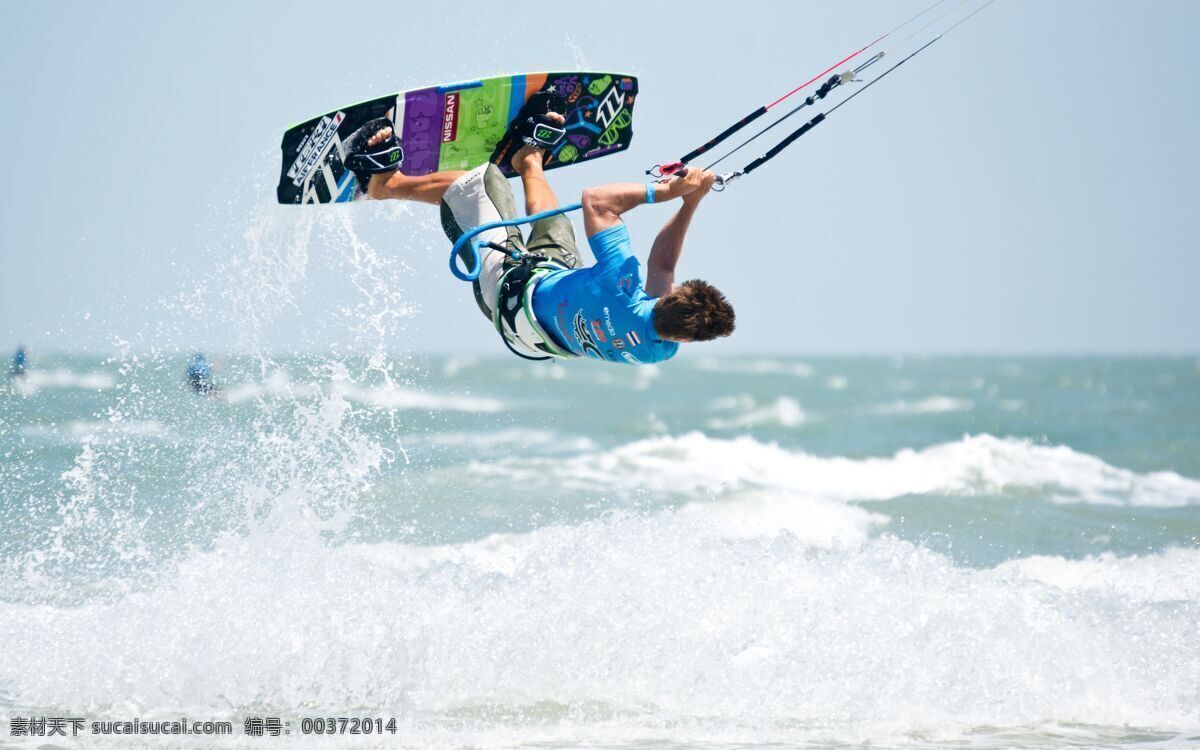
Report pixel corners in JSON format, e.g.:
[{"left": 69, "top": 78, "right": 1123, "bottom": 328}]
[
  {"left": 185, "top": 353, "right": 218, "bottom": 396},
  {"left": 10, "top": 345, "right": 28, "bottom": 379},
  {"left": 342, "top": 99, "right": 734, "bottom": 364}
]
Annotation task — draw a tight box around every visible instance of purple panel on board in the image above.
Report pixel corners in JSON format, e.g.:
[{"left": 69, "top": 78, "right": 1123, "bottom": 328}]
[
  {"left": 550, "top": 75, "right": 581, "bottom": 101},
  {"left": 401, "top": 88, "right": 441, "bottom": 176}
]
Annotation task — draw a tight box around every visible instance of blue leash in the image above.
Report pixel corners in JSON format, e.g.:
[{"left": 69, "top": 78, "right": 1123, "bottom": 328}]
[{"left": 449, "top": 202, "right": 583, "bottom": 281}]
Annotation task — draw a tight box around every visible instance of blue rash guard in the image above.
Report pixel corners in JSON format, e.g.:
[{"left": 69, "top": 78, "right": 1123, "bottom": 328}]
[{"left": 531, "top": 223, "right": 679, "bottom": 365}]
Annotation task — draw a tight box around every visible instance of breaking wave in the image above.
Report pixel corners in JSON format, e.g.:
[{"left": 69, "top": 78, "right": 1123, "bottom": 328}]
[
  {"left": 0, "top": 507, "right": 1195, "bottom": 745},
  {"left": 865, "top": 395, "right": 975, "bottom": 415},
  {"left": 706, "top": 395, "right": 807, "bottom": 429},
  {"left": 468, "top": 433, "right": 1200, "bottom": 508},
  {"left": 11, "top": 368, "right": 115, "bottom": 394}
]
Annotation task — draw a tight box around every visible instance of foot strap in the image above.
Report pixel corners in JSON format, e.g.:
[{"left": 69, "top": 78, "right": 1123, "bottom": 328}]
[
  {"left": 491, "top": 90, "right": 568, "bottom": 168},
  {"left": 519, "top": 115, "right": 566, "bottom": 149},
  {"left": 511, "top": 91, "right": 567, "bottom": 149},
  {"left": 343, "top": 117, "right": 404, "bottom": 190}
]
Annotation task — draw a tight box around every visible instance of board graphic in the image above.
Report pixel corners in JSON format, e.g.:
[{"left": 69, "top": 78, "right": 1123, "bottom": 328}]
[{"left": 278, "top": 72, "right": 638, "bottom": 205}]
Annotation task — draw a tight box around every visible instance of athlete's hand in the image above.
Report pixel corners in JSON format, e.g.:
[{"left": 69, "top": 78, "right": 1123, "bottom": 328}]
[
  {"left": 681, "top": 170, "right": 717, "bottom": 205},
  {"left": 656, "top": 167, "right": 716, "bottom": 202},
  {"left": 672, "top": 167, "right": 709, "bottom": 196}
]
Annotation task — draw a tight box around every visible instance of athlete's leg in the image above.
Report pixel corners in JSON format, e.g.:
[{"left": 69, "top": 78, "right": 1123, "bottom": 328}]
[
  {"left": 508, "top": 114, "right": 577, "bottom": 267},
  {"left": 512, "top": 145, "right": 559, "bottom": 216},
  {"left": 441, "top": 164, "right": 529, "bottom": 319},
  {"left": 368, "top": 170, "right": 464, "bottom": 204},
  {"left": 358, "top": 126, "right": 464, "bottom": 204},
  {"left": 509, "top": 111, "right": 566, "bottom": 215}
]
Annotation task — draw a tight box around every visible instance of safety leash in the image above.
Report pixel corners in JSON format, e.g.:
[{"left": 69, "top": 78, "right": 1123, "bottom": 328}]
[{"left": 449, "top": 203, "right": 583, "bottom": 282}]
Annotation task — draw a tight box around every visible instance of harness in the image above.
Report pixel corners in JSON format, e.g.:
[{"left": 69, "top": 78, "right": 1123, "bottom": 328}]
[
  {"left": 450, "top": 203, "right": 584, "bottom": 362},
  {"left": 490, "top": 246, "right": 577, "bottom": 362}
]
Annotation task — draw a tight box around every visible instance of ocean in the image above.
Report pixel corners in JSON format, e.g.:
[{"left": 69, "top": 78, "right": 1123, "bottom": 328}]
[{"left": 1, "top": 352, "right": 1197, "bottom": 748}]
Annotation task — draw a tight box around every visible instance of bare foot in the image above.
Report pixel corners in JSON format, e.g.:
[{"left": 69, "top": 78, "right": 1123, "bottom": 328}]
[
  {"left": 367, "top": 126, "right": 393, "bottom": 148},
  {"left": 363, "top": 127, "right": 394, "bottom": 197},
  {"left": 510, "top": 112, "right": 564, "bottom": 173}
]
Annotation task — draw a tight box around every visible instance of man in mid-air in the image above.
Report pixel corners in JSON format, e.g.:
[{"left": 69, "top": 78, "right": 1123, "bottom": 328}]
[{"left": 340, "top": 96, "right": 735, "bottom": 364}]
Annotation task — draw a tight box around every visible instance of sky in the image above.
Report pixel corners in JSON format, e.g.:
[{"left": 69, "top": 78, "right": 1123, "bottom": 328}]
[{"left": 1, "top": 0, "right": 1197, "bottom": 356}]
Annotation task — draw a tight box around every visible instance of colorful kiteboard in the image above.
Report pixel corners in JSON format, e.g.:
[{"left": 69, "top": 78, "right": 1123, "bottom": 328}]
[{"left": 278, "top": 71, "right": 638, "bottom": 205}]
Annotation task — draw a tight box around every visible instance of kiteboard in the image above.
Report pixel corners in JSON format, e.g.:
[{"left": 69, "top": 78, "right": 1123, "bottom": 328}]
[{"left": 278, "top": 71, "right": 638, "bottom": 205}]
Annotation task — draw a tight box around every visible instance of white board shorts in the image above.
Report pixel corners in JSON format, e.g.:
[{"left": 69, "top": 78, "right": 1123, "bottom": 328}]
[{"left": 440, "top": 164, "right": 579, "bottom": 320}]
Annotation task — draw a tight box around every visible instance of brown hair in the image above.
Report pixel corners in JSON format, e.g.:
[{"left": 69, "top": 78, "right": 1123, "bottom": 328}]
[{"left": 652, "top": 280, "right": 735, "bottom": 342}]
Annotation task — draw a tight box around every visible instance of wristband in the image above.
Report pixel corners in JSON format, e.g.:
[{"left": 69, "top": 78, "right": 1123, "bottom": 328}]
[{"left": 645, "top": 182, "right": 656, "bottom": 205}]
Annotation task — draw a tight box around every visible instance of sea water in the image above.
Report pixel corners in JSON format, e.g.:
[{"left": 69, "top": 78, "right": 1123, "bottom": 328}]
[
  {"left": 0, "top": 204, "right": 1198, "bottom": 749},
  {"left": 1, "top": 353, "right": 1197, "bottom": 749}
]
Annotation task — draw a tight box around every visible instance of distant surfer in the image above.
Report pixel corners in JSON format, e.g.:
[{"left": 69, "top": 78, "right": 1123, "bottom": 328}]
[
  {"left": 185, "top": 353, "right": 218, "bottom": 396},
  {"left": 10, "top": 345, "right": 28, "bottom": 379},
  {"left": 341, "top": 95, "right": 734, "bottom": 364}
]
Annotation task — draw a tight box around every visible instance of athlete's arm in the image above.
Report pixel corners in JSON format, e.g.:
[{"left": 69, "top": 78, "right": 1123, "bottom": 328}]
[
  {"left": 645, "top": 171, "right": 716, "bottom": 297},
  {"left": 581, "top": 169, "right": 710, "bottom": 237}
]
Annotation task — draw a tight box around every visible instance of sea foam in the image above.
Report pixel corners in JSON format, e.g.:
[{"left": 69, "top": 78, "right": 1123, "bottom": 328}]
[
  {"left": 468, "top": 433, "right": 1200, "bottom": 508},
  {"left": 0, "top": 509, "right": 1195, "bottom": 745},
  {"left": 12, "top": 368, "right": 115, "bottom": 395}
]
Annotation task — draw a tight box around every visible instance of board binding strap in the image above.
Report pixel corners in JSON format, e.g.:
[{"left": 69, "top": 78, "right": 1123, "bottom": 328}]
[{"left": 277, "top": 72, "right": 638, "bottom": 205}]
